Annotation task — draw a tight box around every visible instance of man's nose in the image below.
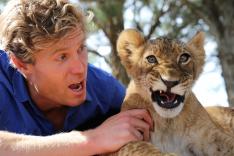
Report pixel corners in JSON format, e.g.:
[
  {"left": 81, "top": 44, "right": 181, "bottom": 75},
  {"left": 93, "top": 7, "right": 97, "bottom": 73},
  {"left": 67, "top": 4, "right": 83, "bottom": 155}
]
[{"left": 70, "top": 57, "right": 86, "bottom": 74}]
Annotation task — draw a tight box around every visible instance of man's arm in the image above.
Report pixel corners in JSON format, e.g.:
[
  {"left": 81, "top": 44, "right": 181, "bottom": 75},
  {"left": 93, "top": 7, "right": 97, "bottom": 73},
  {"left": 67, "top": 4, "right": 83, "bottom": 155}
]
[
  {"left": 0, "top": 109, "right": 153, "bottom": 156},
  {"left": 0, "top": 130, "right": 94, "bottom": 156}
]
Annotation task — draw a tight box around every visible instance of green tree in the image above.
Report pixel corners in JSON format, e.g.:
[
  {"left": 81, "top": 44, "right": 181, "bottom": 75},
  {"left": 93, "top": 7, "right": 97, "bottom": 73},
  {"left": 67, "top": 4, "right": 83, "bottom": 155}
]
[
  {"left": 81, "top": 0, "right": 234, "bottom": 106},
  {"left": 0, "top": 0, "right": 8, "bottom": 10},
  {"left": 180, "top": 0, "right": 234, "bottom": 106},
  {"left": 0, "top": 0, "right": 7, "bottom": 3},
  {"left": 81, "top": 0, "right": 201, "bottom": 85},
  {"left": 83, "top": 0, "right": 129, "bottom": 85}
]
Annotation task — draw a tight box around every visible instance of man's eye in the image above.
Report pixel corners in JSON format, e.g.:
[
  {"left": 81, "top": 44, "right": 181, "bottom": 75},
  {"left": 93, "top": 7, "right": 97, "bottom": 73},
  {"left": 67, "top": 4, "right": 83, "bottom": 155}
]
[
  {"left": 77, "top": 44, "right": 87, "bottom": 53},
  {"left": 57, "top": 54, "right": 67, "bottom": 61}
]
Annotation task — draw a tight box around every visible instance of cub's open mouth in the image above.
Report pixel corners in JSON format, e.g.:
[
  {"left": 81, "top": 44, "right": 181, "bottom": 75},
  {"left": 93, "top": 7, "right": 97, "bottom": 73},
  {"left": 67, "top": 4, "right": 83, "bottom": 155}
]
[{"left": 150, "top": 89, "right": 184, "bottom": 109}]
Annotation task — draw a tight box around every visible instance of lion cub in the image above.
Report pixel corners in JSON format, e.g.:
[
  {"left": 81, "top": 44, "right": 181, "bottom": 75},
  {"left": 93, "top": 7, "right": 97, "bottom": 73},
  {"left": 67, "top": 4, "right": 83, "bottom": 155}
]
[{"left": 110, "top": 29, "right": 234, "bottom": 156}]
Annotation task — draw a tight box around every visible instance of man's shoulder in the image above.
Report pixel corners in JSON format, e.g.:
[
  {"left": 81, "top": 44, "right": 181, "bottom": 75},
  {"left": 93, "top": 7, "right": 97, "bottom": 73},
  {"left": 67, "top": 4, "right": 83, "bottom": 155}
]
[
  {"left": 0, "top": 50, "right": 13, "bottom": 77},
  {"left": 86, "top": 64, "right": 125, "bottom": 101},
  {"left": 0, "top": 50, "right": 23, "bottom": 106},
  {"left": 0, "top": 50, "right": 9, "bottom": 68},
  {"left": 88, "top": 64, "right": 115, "bottom": 84},
  {"left": 0, "top": 82, "right": 13, "bottom": 113},
  {"left": 88, "top": 64, "right": 112, "bottom": 78},
  {"left": 87, "top": 64, "right": 125, "bottom": 89},
  {"left": 0, "top": 50, "right": 14, "bottom": 85}
]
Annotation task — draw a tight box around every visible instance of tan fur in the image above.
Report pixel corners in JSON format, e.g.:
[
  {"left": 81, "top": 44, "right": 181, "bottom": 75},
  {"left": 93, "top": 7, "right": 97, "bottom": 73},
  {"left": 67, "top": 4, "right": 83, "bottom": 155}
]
[
  {"left": 108, "top": 29, "right": 234, "bottom": 156},
  {"left": 206, "top": 106, "right": 234, "bottom": 134}
]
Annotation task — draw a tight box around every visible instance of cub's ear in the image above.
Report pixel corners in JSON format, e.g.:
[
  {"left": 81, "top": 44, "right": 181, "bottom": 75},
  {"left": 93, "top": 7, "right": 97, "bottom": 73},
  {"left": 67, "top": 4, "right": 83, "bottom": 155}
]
[
  {"left": 117, "top": 29, "right": 145, "bottom": 76},
  {"left": 187, "top": 31, "right": 205, "bottom": 51},
  {"left": 187, "top": 31, "right": 205, "bottom": 80}
]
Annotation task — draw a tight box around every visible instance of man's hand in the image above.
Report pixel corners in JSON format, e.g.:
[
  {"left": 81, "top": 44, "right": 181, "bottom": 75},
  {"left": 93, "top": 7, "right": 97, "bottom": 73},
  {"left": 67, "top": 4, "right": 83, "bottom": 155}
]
[{"left": 84, "top": 109, "right": 153, "bottom": 154}]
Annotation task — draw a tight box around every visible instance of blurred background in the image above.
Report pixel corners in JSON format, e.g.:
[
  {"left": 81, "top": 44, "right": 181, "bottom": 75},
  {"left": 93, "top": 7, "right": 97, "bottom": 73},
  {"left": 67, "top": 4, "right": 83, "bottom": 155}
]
[{"left": 1, "top": 0, "right": 233, "bottom": 107}]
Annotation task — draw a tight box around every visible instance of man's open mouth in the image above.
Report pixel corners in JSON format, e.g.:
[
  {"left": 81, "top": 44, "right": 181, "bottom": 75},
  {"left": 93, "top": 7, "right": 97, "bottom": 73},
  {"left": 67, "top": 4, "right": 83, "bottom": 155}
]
[
  {"left": 151, "top": 89, "right": 184, "bottom": 109},
  {"left": 68, "top": 82, "right": 83, "bottom": 92}
]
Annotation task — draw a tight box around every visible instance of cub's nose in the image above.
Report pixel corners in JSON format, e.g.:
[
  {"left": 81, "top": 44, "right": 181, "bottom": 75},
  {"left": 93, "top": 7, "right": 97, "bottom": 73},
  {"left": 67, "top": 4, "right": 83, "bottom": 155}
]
[{"left": 160, "top": 76, "right": 180, "bottom": 89}]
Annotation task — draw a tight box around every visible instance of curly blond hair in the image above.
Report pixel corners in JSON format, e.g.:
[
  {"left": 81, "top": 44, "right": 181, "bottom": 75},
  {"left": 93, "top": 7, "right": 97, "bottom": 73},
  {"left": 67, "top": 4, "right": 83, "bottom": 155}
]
[{"left": 0, "top": 0, "right": 86, "bottom": 64}]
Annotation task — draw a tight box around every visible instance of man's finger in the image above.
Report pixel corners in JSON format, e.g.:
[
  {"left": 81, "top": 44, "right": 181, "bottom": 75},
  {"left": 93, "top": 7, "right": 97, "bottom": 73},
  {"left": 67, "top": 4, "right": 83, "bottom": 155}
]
[
  {"left": 125, "top": 109, "right": 154, "bottom": 131},
  {"left": 128, "top": 117, "right": 151, "bottom": 141}
]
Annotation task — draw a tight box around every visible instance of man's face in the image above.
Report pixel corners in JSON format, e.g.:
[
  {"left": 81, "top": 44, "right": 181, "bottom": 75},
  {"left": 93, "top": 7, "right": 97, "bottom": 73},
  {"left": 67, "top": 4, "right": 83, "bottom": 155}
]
[{"left": 25, "top": 29, "right": 88, "bottom": 109}]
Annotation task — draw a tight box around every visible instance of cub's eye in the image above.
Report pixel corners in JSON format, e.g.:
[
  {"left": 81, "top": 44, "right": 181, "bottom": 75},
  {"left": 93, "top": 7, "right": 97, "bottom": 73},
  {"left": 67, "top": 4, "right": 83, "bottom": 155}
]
[
  {"left": 179, "top": 53, "right": 191, "bottom": 64},
  {"left": 146, "top": 55, "right": 158, "bottom": 64}
]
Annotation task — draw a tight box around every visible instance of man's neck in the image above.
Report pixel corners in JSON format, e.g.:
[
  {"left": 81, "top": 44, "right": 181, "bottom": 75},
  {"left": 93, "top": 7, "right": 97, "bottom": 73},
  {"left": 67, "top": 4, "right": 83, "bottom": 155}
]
[
  {"left": 26, "top": 81, "right": 69, "bottom": 130},
  {"left": 43, "top": 107, "right": 68, "bottom": 131}
]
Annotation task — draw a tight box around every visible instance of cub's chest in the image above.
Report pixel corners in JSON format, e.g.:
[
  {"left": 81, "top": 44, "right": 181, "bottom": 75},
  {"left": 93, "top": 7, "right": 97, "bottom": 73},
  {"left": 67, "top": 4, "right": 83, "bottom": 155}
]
[{"left": 150, "top": 131, "right": 195, "bottom": 156}]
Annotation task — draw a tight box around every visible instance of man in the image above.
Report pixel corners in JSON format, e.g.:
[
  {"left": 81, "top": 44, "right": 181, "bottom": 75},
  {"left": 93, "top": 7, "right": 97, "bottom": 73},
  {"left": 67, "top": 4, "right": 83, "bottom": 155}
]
[{"left": 0, "top": 0, "right": 153, "bottom": 155}]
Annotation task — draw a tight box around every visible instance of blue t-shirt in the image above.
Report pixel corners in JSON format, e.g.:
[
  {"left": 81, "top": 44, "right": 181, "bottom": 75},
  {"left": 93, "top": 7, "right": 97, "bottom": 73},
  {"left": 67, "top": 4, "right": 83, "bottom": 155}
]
[{"left": 0, "top": 50, "right": 125, "bottom": 136}]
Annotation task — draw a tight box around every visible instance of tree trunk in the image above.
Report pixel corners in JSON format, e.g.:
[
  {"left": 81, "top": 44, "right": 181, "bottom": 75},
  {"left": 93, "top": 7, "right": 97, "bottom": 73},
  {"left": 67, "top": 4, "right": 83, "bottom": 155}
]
[
  {"left": 110, "top": 43, "right": 130, "bottom": 86},
  {"left": 91, "top": 0, "right": 130, "bottom": 86},
  {"left": 212, "top": 0, "right": 234, "bottom": 106},
  {"left": 183, "top": 0, "right": 234, "bottom": 106},
  {"left": 108, "top": 26, "right": 130, "bottom": 86},
  {"left": 218, "top": 30, "right": 234, "bottom": 107}
]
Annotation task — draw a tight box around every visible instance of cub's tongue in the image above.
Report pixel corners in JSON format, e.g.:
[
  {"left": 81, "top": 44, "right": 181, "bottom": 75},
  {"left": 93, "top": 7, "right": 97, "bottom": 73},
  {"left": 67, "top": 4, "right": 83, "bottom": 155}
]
[
  {"left": 151, "top": 89, "right": 185, "bottom": 109},
  {"left": 160, "top": 91, "right": 176, "bottom": 103}
]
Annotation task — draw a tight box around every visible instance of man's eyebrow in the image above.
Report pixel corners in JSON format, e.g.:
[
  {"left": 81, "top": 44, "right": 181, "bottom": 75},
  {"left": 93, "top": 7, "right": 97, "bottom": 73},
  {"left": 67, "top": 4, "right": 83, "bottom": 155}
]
[
  {"left": 48, "top": 47, "right": 68, "bottom": 56},
  {"left": 53, "top": 47, "right": 68, "bottom": 53}
]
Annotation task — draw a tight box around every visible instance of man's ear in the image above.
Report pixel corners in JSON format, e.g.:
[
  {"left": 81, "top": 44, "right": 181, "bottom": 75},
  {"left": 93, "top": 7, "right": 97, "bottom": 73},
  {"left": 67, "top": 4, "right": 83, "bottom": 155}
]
[{"left": 10, "top": 54, "right": 32, "bottom": 77}]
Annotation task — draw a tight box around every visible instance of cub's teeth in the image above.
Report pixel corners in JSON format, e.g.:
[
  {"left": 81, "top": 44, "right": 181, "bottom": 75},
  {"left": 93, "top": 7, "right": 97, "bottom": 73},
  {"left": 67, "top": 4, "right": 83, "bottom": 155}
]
[{"left": 174, "top": 100, "right": 178, "bottom": 104}]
